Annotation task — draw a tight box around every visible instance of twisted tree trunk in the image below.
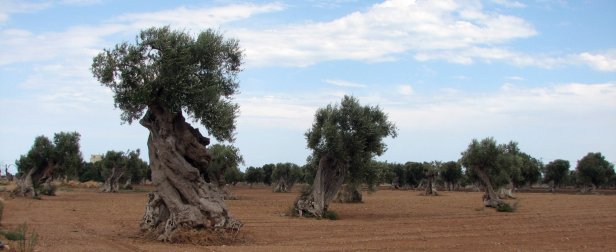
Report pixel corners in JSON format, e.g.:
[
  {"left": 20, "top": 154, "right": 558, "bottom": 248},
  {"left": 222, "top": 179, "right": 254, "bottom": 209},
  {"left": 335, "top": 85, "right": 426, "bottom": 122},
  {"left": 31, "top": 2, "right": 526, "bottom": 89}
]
[
  {"left": 12, "top": 162, "right": 54, "bottom": 197},
  {"left": 475, "top": 169, "right": 503, "bottom": 208},
  {"left": 101, "top": 166, "right": 125, "bottom": 193},
  {"left": 138, "top": 106, "right": 241, "bottom": 242},
  {"left": 334, "top": 183, "right": 362, "bottom": 203},
  {"left": 273, "top": 177, "right": 289, "bottom": 192},
  {"left": 295, "top": 155, "right": 347, "bottom": 217},
  {"left": 424, "top": 177, "right": 438, "bottom": 196}
]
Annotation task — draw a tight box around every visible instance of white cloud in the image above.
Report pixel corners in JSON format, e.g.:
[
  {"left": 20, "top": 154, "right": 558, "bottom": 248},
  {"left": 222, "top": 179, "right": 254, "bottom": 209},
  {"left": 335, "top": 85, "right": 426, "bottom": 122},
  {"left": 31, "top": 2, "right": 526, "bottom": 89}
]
[
  {"left": 113, "top": 3, "right": 285, "bottom": 31},
  {"left": 577, "top": 51, "right": 616, "bottom": 72},
  {"left": 0, "top": 1, "right": 50, "bottom": 24},
  {"left": 324, "top": 79, "right": 367, "bottom": 88},
  {"left": 506, "top": 75, "right": 525, "bottom": 81},
  {"left": 491, "top": 0, "right": 526, "bottom": 8},
  {"left": 233, "top": 0, "right": 537, "bottom": 67},
  {"left": 397, "top": 85, "right": 414, "bottom": 95}
]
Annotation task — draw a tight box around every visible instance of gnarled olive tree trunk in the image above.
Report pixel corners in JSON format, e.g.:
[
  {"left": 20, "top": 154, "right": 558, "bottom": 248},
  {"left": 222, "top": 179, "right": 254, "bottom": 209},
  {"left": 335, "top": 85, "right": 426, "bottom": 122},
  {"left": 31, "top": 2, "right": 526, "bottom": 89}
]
[
  {"left": 334, "top": 183, "right": 362, "bottom": 203},
  {"left": 475, "top": 169, "right": 503, "bottom": 208},
  {"left": 101, "top": 166, "right": 125, "bottom": 193},
  {"left": 12, "top": 163, "right": 54, "bottom": 197},
  {"left": 138, "top": 106, "right": 241, "bottom": 241},
  {"left": 273, "top": 177, "right": 289, "bottom": 192},
  {"left": 295, "top": 155, "right": 347, "bottom": 217},
  {"left": 423, "top": 177, "right": 438, "bottom": 196}
]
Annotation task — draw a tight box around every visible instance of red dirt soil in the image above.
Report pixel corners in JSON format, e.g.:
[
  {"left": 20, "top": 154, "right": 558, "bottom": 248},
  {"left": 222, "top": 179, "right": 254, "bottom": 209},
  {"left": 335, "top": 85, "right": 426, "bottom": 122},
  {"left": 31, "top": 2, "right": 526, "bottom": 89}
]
[{"left": 2, "top": 185, "right": 616, "bottom": 251}]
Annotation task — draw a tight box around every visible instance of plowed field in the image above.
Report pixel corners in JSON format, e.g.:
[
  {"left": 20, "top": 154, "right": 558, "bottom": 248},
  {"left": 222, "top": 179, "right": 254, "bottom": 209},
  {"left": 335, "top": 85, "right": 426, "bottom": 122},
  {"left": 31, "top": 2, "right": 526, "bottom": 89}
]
[{"left": 3, "top": 186, "right": 616, "bottom": 251}]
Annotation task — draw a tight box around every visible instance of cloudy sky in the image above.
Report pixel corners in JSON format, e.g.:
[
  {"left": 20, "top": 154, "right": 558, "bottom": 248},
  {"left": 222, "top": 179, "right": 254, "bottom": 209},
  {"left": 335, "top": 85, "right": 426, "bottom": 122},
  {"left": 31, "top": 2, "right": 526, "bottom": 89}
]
[{"left": 1, "top": 0, "right": 615, "bottom": 173}]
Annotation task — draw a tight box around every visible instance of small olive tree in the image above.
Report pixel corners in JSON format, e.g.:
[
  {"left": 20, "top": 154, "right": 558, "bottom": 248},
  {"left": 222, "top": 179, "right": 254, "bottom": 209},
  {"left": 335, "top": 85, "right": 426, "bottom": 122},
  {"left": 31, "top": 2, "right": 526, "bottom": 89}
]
[
  {"left": 576, "top": 152, "right": 614, "bottom": 191},
  {"left": 543, "top": 159, "right": 570, "bottom": 191},
  {"left": 294, "top": 95, "right": 397, "bottom": 217}
]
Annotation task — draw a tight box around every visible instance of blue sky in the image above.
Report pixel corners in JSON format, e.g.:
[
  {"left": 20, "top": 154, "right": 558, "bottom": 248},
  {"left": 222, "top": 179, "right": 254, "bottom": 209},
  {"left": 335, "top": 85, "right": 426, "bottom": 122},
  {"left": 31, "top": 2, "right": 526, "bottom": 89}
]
[{"left": 1, "top": 0, "right": 615, "bottom": 173}]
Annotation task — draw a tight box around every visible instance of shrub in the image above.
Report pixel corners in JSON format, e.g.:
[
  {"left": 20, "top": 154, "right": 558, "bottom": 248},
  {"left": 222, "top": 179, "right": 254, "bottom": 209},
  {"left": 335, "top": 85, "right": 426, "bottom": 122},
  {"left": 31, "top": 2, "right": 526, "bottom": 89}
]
[
  {"left": 322, "top": 211, "right": 338, "bottom": 220},
  {"left": 1, "top": 230, "right": 24, "bottom": 241},
  {"left": 16, "top": 223, "right": 38, "bottom": 252},
  {"left": 496, "top": 201, "right": 518, "bottom": 212}
]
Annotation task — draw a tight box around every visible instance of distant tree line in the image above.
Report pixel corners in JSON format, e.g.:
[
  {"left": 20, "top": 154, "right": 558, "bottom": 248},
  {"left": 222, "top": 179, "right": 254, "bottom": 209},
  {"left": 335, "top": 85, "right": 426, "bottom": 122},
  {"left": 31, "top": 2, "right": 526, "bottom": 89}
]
[{"left": 12, "top": 131, "right": 150, "bottom": 196}]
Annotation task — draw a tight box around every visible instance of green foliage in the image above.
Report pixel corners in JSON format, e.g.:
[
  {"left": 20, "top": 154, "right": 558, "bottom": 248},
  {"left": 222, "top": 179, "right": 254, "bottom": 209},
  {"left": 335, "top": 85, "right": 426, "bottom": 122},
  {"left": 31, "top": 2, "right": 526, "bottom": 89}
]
[
  {"left": 1, "top": 230, "right": 24, "bottom": 241},
  {"left": 305, "top": 95, "right": 397, "bottom": 187},
  {"left": 271, "top": 162, "right": 303, "bottom": 189},
  {"left": 100, "top": 150, "right": 126, "bottom": 180},
  {"left": 91, "top": 26, "right": 242, "bottom": 142},
  {"left": 79, "top": 162, "right": 104, "bottom": 182},
  {"left": 15, "top": 132, "right": 84, "bottom": 184},
  {"left": 440, "top": 161, "right": 462, "bottom": 190},
  {"left": 224, "top": 166, "right": 244, "bottom": 185},
  {"left": 261, "top": 164, "right": 275, "bottom": 185},
  {"left": 322, "top": 211, "right": 339, "bottom": 220},
  {"left": 495, "top": 202, "right": 516, "bottom": 212},
  {"left": 576, "top": 152, "right": 615, "bottom": 188},
  {"left": 543, "top": 159, "right": 570, "bottom": 188},
  {"left": 124, "top": 149, "right": 149, "bottom": 184},
  {"left": 15, "top": 136, "right": 54, "bottom": 177},
  {"left": 460, "top": 138, "right": 541, "bottom": 190},
  {"left": 16, "top": 223, "right": 38, "bottom": 252},
  {"left": 52, "top": 132, "right": 84, "bottom": 180},
  {"left": 1, "top": 223, "right": 39, "bottom": 252},
  {"left": 97, "top": 149, "right": 148, "bottom": 186},
  {"left": 208, "top": 144, "right": 244, "bottom": 185},
  {"left": 244, "top": 166, "right": 263, "bottom": 185}
]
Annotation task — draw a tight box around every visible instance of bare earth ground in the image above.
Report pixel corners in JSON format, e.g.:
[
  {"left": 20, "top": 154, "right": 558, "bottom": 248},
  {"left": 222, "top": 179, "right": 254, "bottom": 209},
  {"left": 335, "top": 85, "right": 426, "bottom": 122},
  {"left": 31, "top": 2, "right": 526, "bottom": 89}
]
[{"left": 3, "top": 185, "right": 616, "bottom": 251}]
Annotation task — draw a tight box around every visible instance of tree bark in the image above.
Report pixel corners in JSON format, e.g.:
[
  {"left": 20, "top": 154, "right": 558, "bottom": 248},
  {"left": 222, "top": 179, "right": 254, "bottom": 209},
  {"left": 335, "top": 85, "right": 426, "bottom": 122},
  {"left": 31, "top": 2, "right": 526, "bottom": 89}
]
[
  {"left": 295, "top": 155, "right": 347, "bottom": 217},
  {"left": 334, "top": 183, "right": 362, "bottom": 203},
  {"left": 475, "top": 169, "right": 503, "bottom": 208},
  {"left": 12, "top": 162, "right": 54, "bottom": 197},
  {"left": 423, "top": 177, "right": 438, "bottom": 196},
  {"left": 138, "top": 106, "right": 241, "bottom": 242},
  {"left": 273, "top": 177, "right": 289, "bottom": 192},
  {"left": 101, "top": 166, "right": 125, "bottom": 193}
]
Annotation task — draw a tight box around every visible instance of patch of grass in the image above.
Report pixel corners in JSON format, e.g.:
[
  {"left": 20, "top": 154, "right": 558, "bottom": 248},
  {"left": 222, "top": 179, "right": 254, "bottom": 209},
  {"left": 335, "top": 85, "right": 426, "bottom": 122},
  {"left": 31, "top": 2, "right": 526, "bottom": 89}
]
[
  {"left": 1, "top": 230, "right": 24, "bottom": 241},
  {"left": 496, "top": 201, "right": 519, "bottom": 212},
  {"left": 1, "top": 223, "right": 38, "bottom": 252}
]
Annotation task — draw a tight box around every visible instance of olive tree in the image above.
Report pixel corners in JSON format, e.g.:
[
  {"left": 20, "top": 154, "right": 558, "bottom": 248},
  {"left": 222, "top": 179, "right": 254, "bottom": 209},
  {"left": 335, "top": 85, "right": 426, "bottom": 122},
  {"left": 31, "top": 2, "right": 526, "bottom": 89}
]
[
  {"left": 542, "top": 159, "right": 570, "bottom": 191},
  {"left": 271, "top": 163, "right": 302, "bottom": 192},
  {"left": 100, "top": 150, "right": 126, "bottom": 193},
  {"left": 244, "top": 166, "right": 263, "bottom": 187},
  {"left": 440, "top": 161, "right": 462, "bottom": 191},
  {"left": 13, "top": 132, "right": 84, "bottom": 197},
  {"left": 100, "top": 149, "right": 148, "bottom": 192},
  {"left": 207, "top": 144, "right": 244, "bottom": 198},
  {"left": 294, "top": 95, "right": 397, "bottom": 217},
  {"left": 91, "top": 26, "right": 243, "bottom": 240},
  {"left": 460, "top": 138, "right": 519, "bottom": 208},
  {"left": 576, "top": 152, "right": 614, "bottom": 191}
]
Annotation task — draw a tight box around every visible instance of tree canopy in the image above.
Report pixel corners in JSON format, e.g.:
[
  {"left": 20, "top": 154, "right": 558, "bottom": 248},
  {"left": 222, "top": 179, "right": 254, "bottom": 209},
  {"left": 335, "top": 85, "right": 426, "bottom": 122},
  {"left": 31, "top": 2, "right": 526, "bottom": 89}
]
[
  {"left": 543, "top": 159, "right": 570, "bottom": 188},
  {"left": 208, "top": 144, "right": 244, "bottom": 186},
  {"left": 305, "top": 95, "right": 398, "bottom": 185},
  {"left": 15, "top": 132, "right": 84, "bottom": 180},
  {"left": 91, "top": 26, "right": 242, "bottom": 141},
  {"left": 576, "top": 152, "right": 614, "bottom": 188}
]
